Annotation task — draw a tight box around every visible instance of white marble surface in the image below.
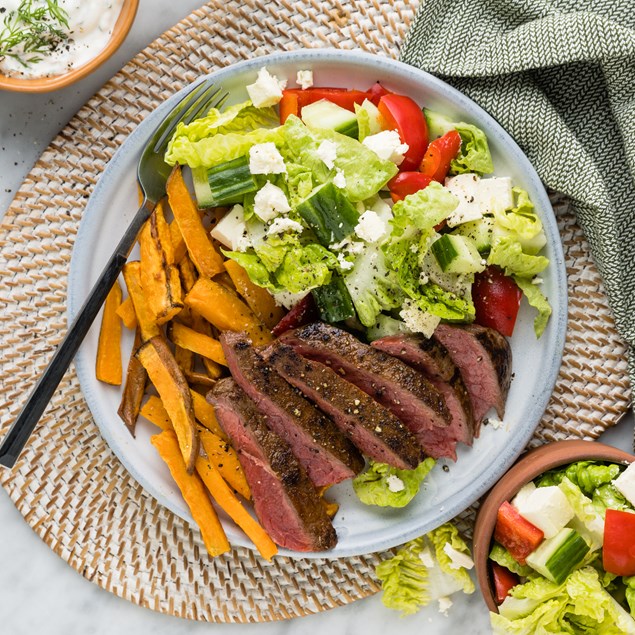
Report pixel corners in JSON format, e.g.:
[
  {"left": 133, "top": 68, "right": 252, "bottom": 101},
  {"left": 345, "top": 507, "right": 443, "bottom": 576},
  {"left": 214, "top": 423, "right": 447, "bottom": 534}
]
[{"left": 0, "top": 2, "right": 633, "bottom": 633}]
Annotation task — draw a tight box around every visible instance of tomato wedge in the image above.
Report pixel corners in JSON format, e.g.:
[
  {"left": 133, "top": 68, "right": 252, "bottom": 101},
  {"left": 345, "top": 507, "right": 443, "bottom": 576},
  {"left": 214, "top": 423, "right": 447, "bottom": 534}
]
[
  {"left": 603, "top": 509, "right": 635, "bottom": 576},
  {"left": 279, "top": 88, "right": 369, "bottom": 123},
  {"left": 494, "top": 501, "right": 544, "bottom": 565},
  {"left": 420, "top": 130, "right": 462, "bottom": 183},
  {"left": 367, "top": 81, "right": 391, "bottom": 105},
  {"left": 271, "top": 294, "right": 319, "bottom": 337},
  {"left": 377, "top": 94, "right": 429, "bottom": 171},
  {"left": 388, "top": 171, "right": 433, "bottom": 203},
  {"left": 472, "top": 266, "right": 523, "bottom": 337},
  {"left": 491, "top": 562, "right": 520, "bottom": 605}
]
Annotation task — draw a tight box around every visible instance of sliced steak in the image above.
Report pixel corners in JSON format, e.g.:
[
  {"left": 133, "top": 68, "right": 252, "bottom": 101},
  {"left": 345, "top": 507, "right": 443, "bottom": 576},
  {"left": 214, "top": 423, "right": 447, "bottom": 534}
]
[
  {"left": 433, "top": 323, "right": 512, "bottom": 428},
  {"left": 280, "top": 323, "right": 458, "bottom": 460},
  {"left": 220, "top": 332, "right": 364, "bottom": 487},
  {"left": 264, "top": 341, "right": 425, "bottom": 469},
  {"left": 372, "top": 334, "right": 475, "bottom": 446},
  {"left": 208, "top": 378, "right": 337, "bottom": 552}
]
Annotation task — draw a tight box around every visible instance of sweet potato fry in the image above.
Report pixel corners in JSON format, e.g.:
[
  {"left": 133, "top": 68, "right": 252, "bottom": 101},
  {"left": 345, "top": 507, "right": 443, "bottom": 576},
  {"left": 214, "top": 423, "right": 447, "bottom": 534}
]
[
  {"left": 223, "top": 260, "right": 285, "bottom": 330},
  {"left": 168, "top": 322, "right": 227, "bottom": 366},
  {"left": 137, "top": 336, "right": 198, "bottom": 473},
  {"left": 122, "top": 262, "right": 161, "bottom": 341},
  {"left": 152, "top": 430, "right": 230, "bottom": 557},
  {"left": 167, "top": 167, "right": 225, "bottom": 278},
  {"left": 190, "top": 390, "right": 226, "bottom": 440},
  {"left": 178, "top": 254, "right": 198, "bottom": 294},
  {"left": 185, "top": 370, "right": 217, "bottom": 388},
  {"left": 195, "top": 455, "right": 277, "bottom": 561},
  {"left": 140, "top": 395, "right": 171, "bottom": 432},
  {"left": 118, "top": 329, "right": 147, "bottom": 436},
  {"left": 96, "top": 280, "right": 123, "bottom": 385},
  {"left": 170, "top": 218, "right": 187, "bottom": 264},
  {"left": 139, "top": 201, "right": 184, "bottom": 325},
  {"left": 199, "top": 428, "right": 250, "bottom": 500},
  {"left": 115, "top": 296, "right": 138, "bottom": 330},
  {"left": 185, "top": 278, "right": 272, "bottom": 346}
]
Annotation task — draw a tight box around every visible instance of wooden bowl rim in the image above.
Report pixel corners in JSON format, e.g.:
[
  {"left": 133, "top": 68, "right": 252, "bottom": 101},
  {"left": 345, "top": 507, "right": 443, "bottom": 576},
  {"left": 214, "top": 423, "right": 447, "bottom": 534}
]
[
  {"left": 473, "top": 440, "right": 635, "bottom": 613},
  {"left": 0, "top": 0, "right": 139, "bottom": 93}
]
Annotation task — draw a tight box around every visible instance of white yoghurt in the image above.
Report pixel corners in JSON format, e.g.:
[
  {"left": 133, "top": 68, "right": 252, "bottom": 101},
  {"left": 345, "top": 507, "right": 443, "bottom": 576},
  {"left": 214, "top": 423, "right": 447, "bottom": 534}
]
[{"left": 0, "top": 0, "right": 124, "bottom": 78}]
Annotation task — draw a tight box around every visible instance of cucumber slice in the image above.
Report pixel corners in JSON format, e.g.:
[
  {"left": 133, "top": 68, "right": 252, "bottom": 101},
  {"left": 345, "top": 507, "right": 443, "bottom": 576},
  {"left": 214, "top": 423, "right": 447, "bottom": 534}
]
[
  {"left": 192, "top": 156, "right": 258, "bottom": 208},
  {"left": 525, "top": 528, "right": 590, "bottom": 584},
  {"left": 297, "top": 182, "right": 360, "bottom": 246},
  {"left": 452, "top": 216, "right": 494, "bottom": 255},
  {"left": 301, "top": 99, "right": 359, "bottom": 138},
  {"left": 312, "top": 275, "right": 356, "bottom": 323},
  {"left": 430, "top": 234, "right": 485, "bottom": 274}
]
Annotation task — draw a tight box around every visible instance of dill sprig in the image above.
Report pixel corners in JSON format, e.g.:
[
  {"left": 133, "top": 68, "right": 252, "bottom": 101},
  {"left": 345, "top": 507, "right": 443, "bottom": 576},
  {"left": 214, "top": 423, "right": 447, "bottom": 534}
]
[{"left": 0, "top": 0, "right": 70, "bottom": 68}]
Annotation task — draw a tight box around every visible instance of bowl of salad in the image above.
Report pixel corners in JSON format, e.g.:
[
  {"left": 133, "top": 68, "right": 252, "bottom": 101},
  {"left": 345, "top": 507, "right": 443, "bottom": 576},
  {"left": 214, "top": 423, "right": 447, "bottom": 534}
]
[{"left": 473, "top": 440, "right": 635, "bottom": 633}]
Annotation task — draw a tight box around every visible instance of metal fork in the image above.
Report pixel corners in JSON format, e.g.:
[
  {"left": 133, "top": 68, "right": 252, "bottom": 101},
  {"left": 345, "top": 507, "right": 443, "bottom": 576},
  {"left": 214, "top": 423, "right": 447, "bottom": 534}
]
[{"left": 0, "top": 79, "right": 227, "bottom": 469}]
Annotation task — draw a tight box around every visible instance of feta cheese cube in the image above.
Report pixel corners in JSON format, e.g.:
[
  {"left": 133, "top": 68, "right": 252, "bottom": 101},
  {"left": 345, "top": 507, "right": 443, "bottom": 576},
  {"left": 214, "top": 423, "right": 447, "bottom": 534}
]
[
  {"left": 613, "top": 463, "right": 635, "bottom": 507},
  {"left": 355, "top": 210, "right": 387, "bottom": 243},
  {"left": 445, "top": 173, "right": 482, "bottom": 227},
  {"left": 399, "top": 300, "right": 441, "bottom": 337},
  {"left": 513, "top": 485, "right": 574, "bottom": 539},
  {"left": 246, "top": 67, "right": 287, "bottom": 108},
  {"left": 253, "top": 182, "right": 291, "bottom": 222},
  {"left": 249, "top": 142, "right": 286, "bottom": 174},
  {"left": 296, "top": 69, "right": 313, "bottom": 90},
  {"left": 442, "top": 543, "right": 474, "bottom": 570},
  {"left": 316, "top": 140, "right": 337, "bottom": 170},
  {"left": 362, "top": 130, "right": 409, "bottom": 165},
  {"left": 332, "top": 168, "right": 347, "bottom": 189},
  {"left": 386, "top": 474, "right": 405, "bottom": 492},
  {"left": 266, "top": 217, "right": 303, "bottom": 236},
  {"left": 210, "top": 204, "right": 250, "bottom": 252},
  {"left": 478, "top": 176, "right": 513, "bottom": 214},
  {"left": 272, "top": 290, "right": 308, "bottom": 310}
]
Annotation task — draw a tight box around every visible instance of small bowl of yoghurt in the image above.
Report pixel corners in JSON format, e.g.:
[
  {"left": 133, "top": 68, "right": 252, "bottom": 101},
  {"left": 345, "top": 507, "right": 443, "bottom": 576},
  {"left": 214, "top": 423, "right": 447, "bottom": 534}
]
[{"left": 0, "top": 0, "right": 138, "bottom": 92}]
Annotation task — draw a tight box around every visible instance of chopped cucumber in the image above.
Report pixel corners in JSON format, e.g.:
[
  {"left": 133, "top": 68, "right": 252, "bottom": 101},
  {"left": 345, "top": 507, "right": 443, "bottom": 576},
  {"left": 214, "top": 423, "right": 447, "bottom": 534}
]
[
  {"left": 525, "top": 528, "right": 590, "bottom": 584},
  {"left": 301, "top": 99, "right": 359, "bottom": 138},
  {"left": 312, "top": 275, "right": 356, "bottom": 323},
  {"left": 192, "top": 156, "right": 258, "bottom": 208},
  {"left": 297, "top": 182, "right": 360, "bottom": 246},
  {"left": 452, "top": 216, "right": 494, "bottom": 255},
  {"left": 430, "top": 234, "right": 486, "bottom": 274}
]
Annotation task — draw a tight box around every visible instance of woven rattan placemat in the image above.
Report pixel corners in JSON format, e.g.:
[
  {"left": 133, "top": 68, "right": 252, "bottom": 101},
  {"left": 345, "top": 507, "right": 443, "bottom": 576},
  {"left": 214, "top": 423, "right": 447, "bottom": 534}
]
[{"left": 0, "top": 0, "right": 631, "bottom": 623}]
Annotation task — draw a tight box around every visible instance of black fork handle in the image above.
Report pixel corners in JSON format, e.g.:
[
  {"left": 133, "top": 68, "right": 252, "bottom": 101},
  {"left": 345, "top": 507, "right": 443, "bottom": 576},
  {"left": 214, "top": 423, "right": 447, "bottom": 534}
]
[{"left": 0, "top": 200, "right": 155, "bottom": 469}]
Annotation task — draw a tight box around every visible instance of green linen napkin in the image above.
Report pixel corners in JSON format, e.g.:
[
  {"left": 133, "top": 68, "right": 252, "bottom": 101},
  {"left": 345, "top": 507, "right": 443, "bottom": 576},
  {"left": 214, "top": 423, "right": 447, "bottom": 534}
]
[{"left": 401, "top": 0, "right": 635, "bottom": 421}]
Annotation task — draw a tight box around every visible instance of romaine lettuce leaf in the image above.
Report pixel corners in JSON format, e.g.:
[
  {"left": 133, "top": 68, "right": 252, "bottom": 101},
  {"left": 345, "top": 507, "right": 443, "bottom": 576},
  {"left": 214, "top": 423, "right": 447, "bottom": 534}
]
[
  {"left": 494, "top": 187, "right": 544, "bottom": 240},
  {"left": 513, "top": 276, "right": 552, "bottom": 338},
  {"left": 488, "top": 237, "right": 549, "bottom": 278},
  {"left": 352, "top": 458, "right": 435, "bottom": 508},
  {"left": 625, "top": 576, "right": 635, "bottom": 619},
  {"left": 538, "top": 461, "right": 621, "bottom": 496},
  {"left": 428, "top": 523, "right": 475, "bottom": 595},
  {"left": 489, "top": 543, "right": 533, "bottom": 578},
  {"left": 424, "top": 109, "right": 494, "bottom": 175},
  {"left": 558, "top": 477, "right": 605, "bottom": 551}
]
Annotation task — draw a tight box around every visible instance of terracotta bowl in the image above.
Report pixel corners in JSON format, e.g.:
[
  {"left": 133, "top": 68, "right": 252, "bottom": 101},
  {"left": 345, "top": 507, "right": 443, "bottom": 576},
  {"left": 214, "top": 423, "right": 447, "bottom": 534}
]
[
  {"left": 0, "top": 0, "right": 138, "bottom": 93},
  {"left": 473, "top": 440, "right": 635, "bottom": 613}
]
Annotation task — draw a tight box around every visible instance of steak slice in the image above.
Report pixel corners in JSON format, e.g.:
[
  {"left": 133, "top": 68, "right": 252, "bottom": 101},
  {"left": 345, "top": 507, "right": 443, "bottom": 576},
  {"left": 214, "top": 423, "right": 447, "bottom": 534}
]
[
  {"left": 433, "top": 323, "right": 512, "bottom": 428},
  {"left": 372, "top": 334, "right": 475, "bottom": 446},
  {"left": 208, "top": 378, "right": 337, "bottom": 552},
  {"left": 264, "top": 341, "right": 425, "bottom": 469},
  {"left": 280, "top": 323, "right": 458, "bottom": 460},
  {"left": 221, "top": 332, "right": 364, "bottom": 487}
]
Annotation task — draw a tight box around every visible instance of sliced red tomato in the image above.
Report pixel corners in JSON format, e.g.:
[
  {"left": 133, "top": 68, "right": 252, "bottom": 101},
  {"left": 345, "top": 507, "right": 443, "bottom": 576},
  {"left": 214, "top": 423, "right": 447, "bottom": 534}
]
[
  {"left": 388, "top": 171, "right": 433, "bottom": 203},
  {"left": 367, "top": 81, "right": 391, "bottom": 105},
  {"left": 472, "top": 266, "right": 523, "bottom": 337},
  {"left": 377, "top": 94, "right": 429, "bottom": 171},
  {"left": 420, "top": 129, "right": 462, "bottom": 183},
  {"left": 494, "top": 501, "right": 544, "bottom": 565},
  {"left": 491, "top": 562, "right": 520, "bottom": 605},
  {"left": 603, "top": 509, "right": 635, "bottom": 576},
  {"left": 279, "top": 88, "right": 370, "bottom": 123},
  {"left": 271, "top": 294, "right": 319, "bottom": 337}
]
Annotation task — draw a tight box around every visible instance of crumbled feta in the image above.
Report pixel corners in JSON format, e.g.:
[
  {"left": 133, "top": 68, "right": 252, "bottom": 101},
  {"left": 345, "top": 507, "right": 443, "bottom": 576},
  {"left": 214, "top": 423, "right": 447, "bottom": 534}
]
[
  {"left": 316, "top": 140, "right": 337, "bottom": 170},
  {"left": 399, "top": 300, "right": 441, "bottom": 338},
  {"left": 253, "top": 182, "right": 291, "bottom": 222},
  {"left": 210, "top": 204, "right": 250, "bottom": 252},
  {"left": 333, "top": 168, "right": 347, "bottom": 189},
  {"left": 246, "top": 67, "right": 287, "bottom": 108},
  {"left": 487, "top": 416, "right": 504, "bottom": 430},
  {"left": 513, "top": 485, "right": 575, "bottom": 539},
  {"left": 442, "top": 543, "right": 474, "bottom": 570},
  {"left": 249, "top": 142, "right": 286, "bottom": 174},
  {"left": 267, "top": 217, "right": 303, "bottom": 235},
  {"left": 437, "top": 596, "right": 453, "bottom": 616},
  {"left": 296, "top": 69, "right": 314, "bottom": 90},
  {"left": 386, "top": 475, "right": 405, "bottom": 493},
  {"left": 419, "top": 547, "right": 435, "bottom": 568},
  {"left": 613, "top": 463, "right": 635, "bottom": 507},
  {"left": 532, "top": 276, "right": 544, "bottom": 285},
  {"left": 272, "top": 290, "right": 308, "bottom": 310},
  {"left": 355, "top": 210, "right": 387, "bottom": 243},
  {"left": 362, "top": 130, "right": 409, "bottom": 165},
  {"left": 337, "top": 252, "right": 354, "bottom": 271}
]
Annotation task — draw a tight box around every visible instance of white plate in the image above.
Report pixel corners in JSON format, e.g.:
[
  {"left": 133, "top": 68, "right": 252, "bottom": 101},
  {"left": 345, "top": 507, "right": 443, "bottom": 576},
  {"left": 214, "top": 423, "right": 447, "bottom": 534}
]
[{"left": 68, "top": 50, "right": 567, "bottom": 558}]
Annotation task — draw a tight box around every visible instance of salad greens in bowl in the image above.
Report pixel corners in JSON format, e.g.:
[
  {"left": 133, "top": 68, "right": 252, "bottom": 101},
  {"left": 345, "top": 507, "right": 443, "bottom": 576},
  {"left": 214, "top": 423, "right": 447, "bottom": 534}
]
[{"left": 69, "top": 50, "right": 567, "bottom": 558}]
